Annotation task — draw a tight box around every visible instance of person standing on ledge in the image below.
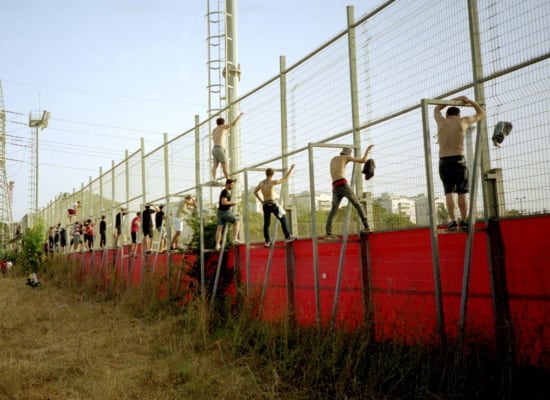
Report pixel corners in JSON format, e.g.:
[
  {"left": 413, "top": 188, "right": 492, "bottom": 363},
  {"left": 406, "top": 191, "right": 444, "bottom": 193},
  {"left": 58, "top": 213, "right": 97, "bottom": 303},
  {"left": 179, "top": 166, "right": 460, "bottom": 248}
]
[
  {"left": 434, "top": 96, "right": 485, "bottom": 231},
  {"left": 215, "top": 179, "right": 242, "bottom": 251},
  {"left": 211, "top": 112, "right": 244, "bottom": 181},
  {"left": 325, "top": 145, "right": 374, "bottom": 240},
  {"left": 254, "top": 164, "right": 296, "bottom": 247}
]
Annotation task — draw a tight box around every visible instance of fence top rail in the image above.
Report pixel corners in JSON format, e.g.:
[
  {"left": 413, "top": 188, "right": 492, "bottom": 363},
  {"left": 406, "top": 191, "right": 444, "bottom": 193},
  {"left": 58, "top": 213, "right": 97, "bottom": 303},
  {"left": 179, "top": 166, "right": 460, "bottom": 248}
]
[
  {"left": 309, "top": 142, "right": 357, "bottom": 150},
  {"left": 422, "top": 99, "right": 473, "bottom": 107}
]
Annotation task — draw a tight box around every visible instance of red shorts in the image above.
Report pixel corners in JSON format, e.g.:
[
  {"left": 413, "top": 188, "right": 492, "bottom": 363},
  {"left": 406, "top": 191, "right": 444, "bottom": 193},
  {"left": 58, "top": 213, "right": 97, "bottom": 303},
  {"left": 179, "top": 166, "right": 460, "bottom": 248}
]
[{"left": 68, "top": 208, "right": 76, "bottom": 216}]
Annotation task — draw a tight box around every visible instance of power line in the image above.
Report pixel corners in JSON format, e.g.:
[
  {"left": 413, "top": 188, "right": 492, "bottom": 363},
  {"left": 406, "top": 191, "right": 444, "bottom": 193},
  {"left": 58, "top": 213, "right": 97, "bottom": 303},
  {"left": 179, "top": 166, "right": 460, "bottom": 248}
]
[
  {"left": 2, "top": 109, "right": 26, "bottom": 116},
  {"left": 51, "top": 117, "right": 164, "bottom": 135},
  {"left": 1, "top": 80, "right": 206, "bottom": 108},
  {"left": 40, "top": 162, "right": 97, "bottom": 172},
  {"left": 45, "top": 126, "right": 153, "bottom": 142}
]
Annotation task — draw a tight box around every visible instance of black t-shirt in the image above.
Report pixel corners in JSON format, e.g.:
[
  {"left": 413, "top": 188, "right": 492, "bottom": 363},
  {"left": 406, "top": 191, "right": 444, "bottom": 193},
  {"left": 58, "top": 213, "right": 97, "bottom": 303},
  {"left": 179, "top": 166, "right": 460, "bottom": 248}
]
[
  {"left": 218, "top": 189, "right": 231, "bottom": 211},
  {"left": 115, "top": 212, "right": 122, "bottom": 227},
  {"left": 155, "top": 210, "right": 165, "bottom": 229},
  {"left": 142, "top": 208, "right": 155, "bottom": 233},
  {"left": 100, "top": 220, "right": 107, "bottom": 234}
]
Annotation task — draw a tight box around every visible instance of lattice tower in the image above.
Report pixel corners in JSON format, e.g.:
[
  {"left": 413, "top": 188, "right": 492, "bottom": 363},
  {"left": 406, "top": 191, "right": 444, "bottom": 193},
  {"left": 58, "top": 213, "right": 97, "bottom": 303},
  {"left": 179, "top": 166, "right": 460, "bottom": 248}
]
[
  {"left": 206, "top": 0, "right": 227, "bottom": 118},
  {"left": 0, "top": 80, "right": 14, "bottom": 250}
]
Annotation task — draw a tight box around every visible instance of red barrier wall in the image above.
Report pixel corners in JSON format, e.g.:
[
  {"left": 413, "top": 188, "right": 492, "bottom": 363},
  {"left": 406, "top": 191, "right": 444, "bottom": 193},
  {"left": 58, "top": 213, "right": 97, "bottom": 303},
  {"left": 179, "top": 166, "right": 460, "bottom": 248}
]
[
  {"left": 241, "top": 216, "right": 550, "bottom": 369},
  {"left": 73, "top": 215, "right": 550, "bottom": 370}
]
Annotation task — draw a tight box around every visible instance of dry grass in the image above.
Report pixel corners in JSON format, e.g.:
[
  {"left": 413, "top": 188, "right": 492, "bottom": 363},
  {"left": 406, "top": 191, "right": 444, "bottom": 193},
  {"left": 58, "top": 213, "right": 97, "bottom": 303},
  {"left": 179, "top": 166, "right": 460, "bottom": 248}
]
[{"left": 0, "top": 275, "right": 289, "bottom": 400}]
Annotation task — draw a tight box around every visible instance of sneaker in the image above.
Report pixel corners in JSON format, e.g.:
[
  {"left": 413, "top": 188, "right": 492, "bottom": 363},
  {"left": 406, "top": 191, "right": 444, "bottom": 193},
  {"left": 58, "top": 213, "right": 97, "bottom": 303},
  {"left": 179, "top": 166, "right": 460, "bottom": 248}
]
[
  {"left": 233, "top": 239, "right": 243, "bottom": 245},
  {"left": 264, "top": 242, "right": 271, "bottom": 248},
  {"left": 459, "top": 220, "right": 469, "bottom": 232},
  {"left": 325, "top": 234, "right": 339, "bottom": 241},
  {"left": 447, "top": 220, "right": 458, "bottom": 231},
  {"left": 285, "top": 236, "right": 296, "bottom": 243},
  {"left": 360, "top": 227, "right": 370, "bottom": 234}
]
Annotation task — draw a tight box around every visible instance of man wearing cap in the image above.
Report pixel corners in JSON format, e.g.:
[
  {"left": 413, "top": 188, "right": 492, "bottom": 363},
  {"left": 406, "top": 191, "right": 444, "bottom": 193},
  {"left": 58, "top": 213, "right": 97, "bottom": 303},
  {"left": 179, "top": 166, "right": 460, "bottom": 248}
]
[
  {"left": 215, "top": 179, "right": 242, "bottom": 250},
  {"left": 326, "top": 145, "right": 374, "bottom": 239}
]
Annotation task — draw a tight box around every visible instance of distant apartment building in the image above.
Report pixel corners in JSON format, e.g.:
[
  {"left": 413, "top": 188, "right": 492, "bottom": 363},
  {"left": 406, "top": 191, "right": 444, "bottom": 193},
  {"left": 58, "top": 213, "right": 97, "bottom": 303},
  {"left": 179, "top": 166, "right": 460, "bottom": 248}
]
[
  {"left": 375, "top": 193, "right": 417, "bottom": 224},
  {"left": 375, "top": 193, "right": 447, "bottom": 226},
  {"left": 291, "top": 191, "right": 332, "bottom": 211}
]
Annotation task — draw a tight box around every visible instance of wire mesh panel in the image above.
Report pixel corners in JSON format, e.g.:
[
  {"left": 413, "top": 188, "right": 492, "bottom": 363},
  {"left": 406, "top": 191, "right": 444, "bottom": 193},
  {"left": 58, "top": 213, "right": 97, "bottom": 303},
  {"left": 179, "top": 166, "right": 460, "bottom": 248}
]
[
  {"left": 36, "top": 0, "right": 549, "bottom": 240},
  {"left": 143, "top": 146, "right": 165, "bottom": 203},
  {"left": 285, "top": 35, "right": 353, "bottom": 153},
  {"left": 167, "top": 129, "right": 195, "bottom": 195},
  {"left": 127, "top": 150, "right": 142, "bottom": 204},
  {"left": 355, "top": 0, "right": 472, "bottom": 124},
  {"left": 112, "top": 161, "right": 126, "bottom": 206},
  {"left": 238, "top": 80, "right": 282, "bottom": 169},
  {"left": 479, "top": 0, "right": 550, "bottom": 77},
  {"left": 485, "top": 59, "right": 550, "bottom": 216},
  {"left": 89, "top": 177, "right": 100, "bottom": 219}
]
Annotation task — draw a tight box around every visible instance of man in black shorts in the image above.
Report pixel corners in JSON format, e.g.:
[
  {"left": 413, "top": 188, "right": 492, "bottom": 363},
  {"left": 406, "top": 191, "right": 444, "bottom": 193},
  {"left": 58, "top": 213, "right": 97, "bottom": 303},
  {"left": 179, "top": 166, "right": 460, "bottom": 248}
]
[
  {"left": 114, "top": 207, "right": 127, "bottom": 247},
  {"left": 434, "top": 96, "right": 485, "bottom": 231},
  {"left": 141, "top": 204, "right": 157, "bottom": 253},
  {"left": 215, "top": 179, "right": 242, "bottom": 250}
]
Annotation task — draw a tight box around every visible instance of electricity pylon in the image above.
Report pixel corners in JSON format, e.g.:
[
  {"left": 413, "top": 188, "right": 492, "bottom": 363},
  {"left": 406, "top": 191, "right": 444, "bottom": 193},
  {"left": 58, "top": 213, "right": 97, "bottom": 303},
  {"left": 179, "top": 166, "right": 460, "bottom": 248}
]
[{"left": 0, "top": 80, "right": 14, "bottom": 250}]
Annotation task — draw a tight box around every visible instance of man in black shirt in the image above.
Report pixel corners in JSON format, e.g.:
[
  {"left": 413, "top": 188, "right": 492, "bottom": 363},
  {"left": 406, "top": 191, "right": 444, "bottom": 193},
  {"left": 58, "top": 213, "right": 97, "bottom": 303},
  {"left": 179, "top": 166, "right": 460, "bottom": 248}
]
[
  {"left": 215, "top": 179, "right": 242, "bottom": 251},
  {"left": 155, "top": 204, "right": 167, "bottom": 252},
  {"left": 114, "top": 208, "right": 127, "bottom": 247},
  {"left": 99, "top": 215, "right": 107, "bottom": 249},
  {"left": 142, "top": 204, "right": 157, "bottom": 253}
]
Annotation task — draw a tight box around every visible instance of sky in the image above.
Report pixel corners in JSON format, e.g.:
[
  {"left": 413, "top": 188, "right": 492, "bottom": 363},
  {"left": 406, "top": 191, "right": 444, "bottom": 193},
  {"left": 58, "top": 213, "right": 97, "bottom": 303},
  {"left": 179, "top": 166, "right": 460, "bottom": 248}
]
[{"left": 0, "top": 0, "right": 384, "bottom": 221}]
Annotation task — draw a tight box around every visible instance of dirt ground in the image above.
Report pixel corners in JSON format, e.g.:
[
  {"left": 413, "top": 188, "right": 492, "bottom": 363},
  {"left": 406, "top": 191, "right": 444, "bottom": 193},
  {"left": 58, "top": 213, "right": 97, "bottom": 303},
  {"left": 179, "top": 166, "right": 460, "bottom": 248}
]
[{"left": 0, "top": 275, "right": 281, "bottom": 400}]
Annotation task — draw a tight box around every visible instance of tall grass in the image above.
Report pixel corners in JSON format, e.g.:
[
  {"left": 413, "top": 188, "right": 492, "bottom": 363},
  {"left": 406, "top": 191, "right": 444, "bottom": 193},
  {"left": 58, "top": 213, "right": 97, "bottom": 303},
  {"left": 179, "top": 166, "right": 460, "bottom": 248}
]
[{"left": 3, "top": 256, "right": 548, "bottom": 399}]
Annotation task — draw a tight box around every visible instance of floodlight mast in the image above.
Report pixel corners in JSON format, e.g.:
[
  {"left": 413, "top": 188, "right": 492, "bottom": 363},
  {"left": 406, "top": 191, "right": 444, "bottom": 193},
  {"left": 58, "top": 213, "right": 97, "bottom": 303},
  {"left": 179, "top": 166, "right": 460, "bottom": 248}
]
[{"left": 28, "top": 110, "right": 50, "bottom": 216}]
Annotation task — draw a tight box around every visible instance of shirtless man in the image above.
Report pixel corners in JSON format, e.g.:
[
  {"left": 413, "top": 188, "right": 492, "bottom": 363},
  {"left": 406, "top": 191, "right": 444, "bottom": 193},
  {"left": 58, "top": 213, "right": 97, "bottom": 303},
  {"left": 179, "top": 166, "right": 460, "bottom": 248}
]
[
  {"left": 171, "top": 195, "right": 196, "bottom": 250},
  {"left": 254, "top": 164, "right": 296, "bottom": 247},
  {"left": 211, "top": 112, "right": 244, "bottom": 181},
  {"left": 325, "top": 145, "right": 374, "bottom": 239},
  {"left": 434, "top": 96, "right": 485, "bottom": 231}
]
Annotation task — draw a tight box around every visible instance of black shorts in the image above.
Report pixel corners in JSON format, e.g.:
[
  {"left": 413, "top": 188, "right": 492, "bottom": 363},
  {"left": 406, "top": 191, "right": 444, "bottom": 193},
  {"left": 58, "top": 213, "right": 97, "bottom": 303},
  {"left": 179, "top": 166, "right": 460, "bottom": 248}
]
[
  {"left": 439, "top": 156, "right": 469, "bottom": 194},
  {"left": 131, "top": 231, "right": 137, "bottom": 244},
  {"left": 142, "top": 227, "right": 153, "bottom": 238}
]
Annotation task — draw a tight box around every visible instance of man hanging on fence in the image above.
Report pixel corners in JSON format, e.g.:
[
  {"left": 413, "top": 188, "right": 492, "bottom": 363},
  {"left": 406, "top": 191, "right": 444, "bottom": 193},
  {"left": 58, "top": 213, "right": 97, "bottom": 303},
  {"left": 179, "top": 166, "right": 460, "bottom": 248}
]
[
  {"left": 155, "top": 204, "right": 167, "bottom": 252},
  {"left": 211, "top": 112, "right": 244, "bottom": 181},
  {"left": 99, "top": 215, "right": 107, "bottom": 249},
  {"left": 215, "top": 179, "right": 242, "bottom": 251},
  {"left": 67, "top": 200, "right": 80, "bottom": 223},
  {"left": 325, "top": 145, "right": 374, "bottom": 240},
  {"left": 113, "top": 207, "right": 127, "bottom": 247},
  {"left": 254, "top": 164, "right": 296, "bottom": 247},
  {"left": 434, "top": 96, "right": 485, "bottom": 232},
  {"left": 142, "top": 204, "right": 158, "bottom": 253},
  {"left": 130, "top": 212, "right": 141, "bottom": 255}
]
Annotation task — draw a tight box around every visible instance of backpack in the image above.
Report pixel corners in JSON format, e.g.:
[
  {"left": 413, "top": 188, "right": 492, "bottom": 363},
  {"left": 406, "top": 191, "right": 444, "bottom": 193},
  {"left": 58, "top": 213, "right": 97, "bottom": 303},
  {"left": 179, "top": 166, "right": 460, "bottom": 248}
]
[{"left": 362, "top": 159, "right": 375, "bottom": 180}]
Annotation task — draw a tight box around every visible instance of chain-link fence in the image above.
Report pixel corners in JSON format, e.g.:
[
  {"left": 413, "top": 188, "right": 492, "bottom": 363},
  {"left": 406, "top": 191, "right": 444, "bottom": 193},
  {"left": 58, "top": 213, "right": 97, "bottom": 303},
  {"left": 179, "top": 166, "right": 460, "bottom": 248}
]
[{"left": 35, "top": 0, "right": 548, "bottom": 247}]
